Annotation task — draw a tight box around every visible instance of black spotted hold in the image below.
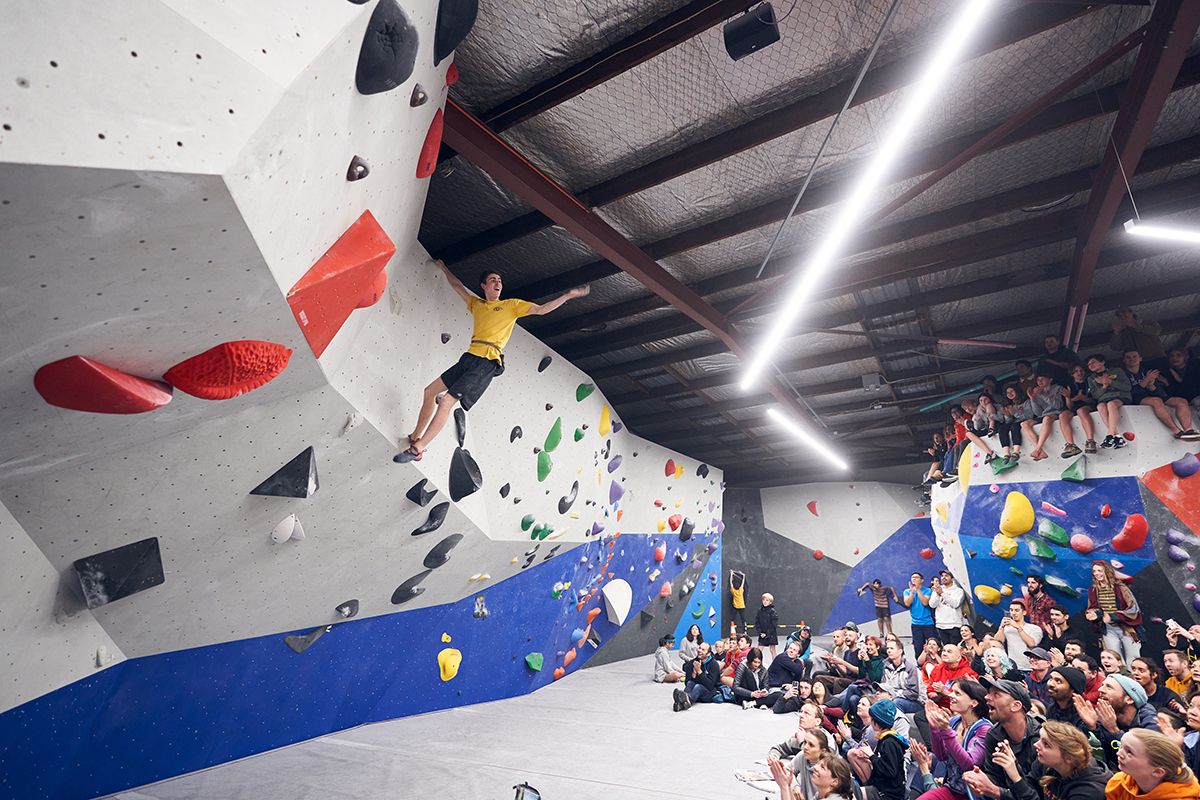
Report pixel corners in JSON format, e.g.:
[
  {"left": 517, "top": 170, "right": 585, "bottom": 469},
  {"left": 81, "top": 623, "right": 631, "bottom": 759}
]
[
  {"left": 355, "top": 0, "right": 419, "bottom": 95},
  {"left": 441, "top": 333, "right": 451, "bottom": 344},
  {"left": 410, "top": 83, "right": 428, "bottom": 106},
  {"left": 406, "top": 478, "right": 437, "bottom": 507},
  {"left": 499, "top": 482, "right": 510, "bottom": 498},
  {"left": 449, "top": 447, "right": 483, "bottom": 502},
  {"left": 510, "top": 425, "right": 522, "bottom": 442},
  {"left": 346, "top": 155, "right": 370, "bottom": 181}
]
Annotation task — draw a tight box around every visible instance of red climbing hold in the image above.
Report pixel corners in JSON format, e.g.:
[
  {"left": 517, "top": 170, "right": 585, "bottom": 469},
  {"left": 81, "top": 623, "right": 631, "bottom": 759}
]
[
  {"left": 164, "top": 340, "right": 292, "bottom": 400},
  {"left": 920, "top": 547, "right": 935, "bottom": 559},
  {"left": 416, "top": 108, "right": 444, "bottom": 179},
  {"left": 1123, "top": 431, "right": 1135, "bottom": 441},
  {"left": 653, "top": 499, "right": 664, "bottom": 508},
  {"left": 445, "top": 62, "right": 459, "bottom": 87},
  {"left": 806, "top": 500, "right": 819, "bottom": 517},
  {"left": 668, "top": 514, "right": 682, "bottom": 532},
  {"left": 812, "top": 550, "right": 824, "bottom": 560},
  {"left": 1100, "top": 504, "right": 1112, "bottom": 518},
  {"left": 355, "top": 269, "right": 388, "bottom": 309},
  {"left": 653, "top": 543, "right": 666, "bottom": 562},
  {"left": 1112, "top": 513, "right": 1148, "bottom": 553},
  {"left": 34, "top": 356, "right": 172, "bottom": 414},
  {"left": 287, "top": 210, "right": 397, "bottom": 357},
  {"left": 664, "top": 459, "right": 676, "bottom": 478}
]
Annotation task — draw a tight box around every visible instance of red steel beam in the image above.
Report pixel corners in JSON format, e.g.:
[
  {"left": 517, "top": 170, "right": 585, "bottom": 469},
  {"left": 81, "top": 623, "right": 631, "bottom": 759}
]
[{"left": 1062, "top": 0, "right": 1200, "bottom": 349}]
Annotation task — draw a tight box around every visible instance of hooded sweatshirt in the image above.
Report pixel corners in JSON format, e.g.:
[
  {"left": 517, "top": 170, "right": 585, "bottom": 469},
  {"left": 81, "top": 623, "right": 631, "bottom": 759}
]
[
  {"left": 1105, "top": 772, "right": 1200, "bottom": 800},
  {"left": 653, "top": 646, "right": 680, "bottom": 682},
  {"left": 1007, "top": 760, "right": 1111, "bottom": 800},
  {"left": 926, "top": 658, "right": 978, "bottom": 706}
]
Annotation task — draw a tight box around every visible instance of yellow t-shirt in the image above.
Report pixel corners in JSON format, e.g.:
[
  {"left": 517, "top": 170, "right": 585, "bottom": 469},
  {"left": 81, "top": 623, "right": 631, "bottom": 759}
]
[
  {"left": 731, "top": 584, "right": 745, "bottom": 609},
  {"left": 465, "top": 296, "right": 534, "bottom": 362}
]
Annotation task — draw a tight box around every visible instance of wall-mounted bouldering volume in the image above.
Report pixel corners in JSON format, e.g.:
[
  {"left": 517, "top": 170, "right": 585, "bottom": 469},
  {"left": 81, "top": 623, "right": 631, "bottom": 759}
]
[
  {"left": 284, "top": 625, "right": 332, "bottom": 654},
  {"left": 433, "top": 0, "right": 478, "bottom": 65},
  {"left": 250, "top": 447, "right": 319, "bottom": 498},
  {"left": 406, "top": 478, "right": 438, "bottom": 507},
  {"left": 423, "top": 533, "right": 464, "bottom": 569},
  {"left": 390, "top": 570, "right": 432, "bottom": 605},
  {"left": 34, "top": 355, "right": 173, "bottom": 414},
  {"left": 163, "top": 340, "right": 293, "bottom": 400},
  {"left": 412, "top": 502, "right": 449, "bottom": 535},
  {"left": 346, "top": 155, "right": 370, "bottom": 181},
  {"left": 73, "top": 538, "right": 165, "bottom": 609},
  {"left": 356, "top": 269, "right": 389, "bottom": 309},
  {"left": 355, "top": 0, "right": 418, "bottom": 95},
  {"left": 448, "top": 447, "right": 482, "bottom": 501}
]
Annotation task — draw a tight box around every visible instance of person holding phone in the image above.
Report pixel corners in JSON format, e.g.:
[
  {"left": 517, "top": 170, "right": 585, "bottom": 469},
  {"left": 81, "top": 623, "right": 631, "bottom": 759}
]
[{"left": 998, "top": 600, "right": 1043, "bottom": 672}]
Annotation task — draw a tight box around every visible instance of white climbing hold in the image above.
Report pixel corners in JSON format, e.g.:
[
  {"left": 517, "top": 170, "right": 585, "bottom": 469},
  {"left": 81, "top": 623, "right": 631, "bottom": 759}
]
[
  {"left": 648, "top": 568, "right": 661, "bottom": 582},
  {"left": 340, "top": 412, "right": 363, "bottom": 437},
  {"left": 602, "top": 578, "right": 633, "bottom": 625},
  {"left": 289, "top": 518, "right": 306, "bottom": 541},
  {"left": 271, "top": 513, "right": 303, "bottom": 544}
]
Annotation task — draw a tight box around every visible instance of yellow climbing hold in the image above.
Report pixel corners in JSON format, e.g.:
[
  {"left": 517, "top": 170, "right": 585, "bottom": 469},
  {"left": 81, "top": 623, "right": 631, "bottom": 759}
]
[
  {"left": 935, "top": 502, "right": 948, "bottom": 523},
  {"left": 1000, "top": 583, "right": 1013, "bottom": 597},
  {"left": 957, "top": 446, "right": 973, "bottom": 491},
  {"left": 999, "top": 491, "right": 1034, "bottom": 536},
  {"left": 974, "top": 585, "right": 1002, "bottom": 605},
  {"left": 991, "top": 533, "right": 1018, "bottom": 559},
  {"left": 657, "top": 519, "right": 666, "bottom": 533},
  {"left": 599, "top": 404, "right": 612, "bottom": 436},
  {"left": 438, "top": 647, "right": 462, "bottom": 681},
  {"left": 675, "top": 499, "right": 683, "bottom": 509},
  {"left": 441, "top": 632, "right": 452, "bottom": 643}
]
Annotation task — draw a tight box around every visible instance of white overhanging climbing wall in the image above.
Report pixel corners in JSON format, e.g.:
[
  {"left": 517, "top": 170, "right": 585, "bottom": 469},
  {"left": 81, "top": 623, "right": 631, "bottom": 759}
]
[{"left": 0, "top": 0, "right": 722, "bottom": 724}]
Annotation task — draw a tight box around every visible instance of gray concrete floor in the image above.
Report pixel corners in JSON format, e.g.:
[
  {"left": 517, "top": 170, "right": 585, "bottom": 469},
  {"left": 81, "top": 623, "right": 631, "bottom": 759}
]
[{"left": 109, "top": 654, "right": 798, "bottom": 800}]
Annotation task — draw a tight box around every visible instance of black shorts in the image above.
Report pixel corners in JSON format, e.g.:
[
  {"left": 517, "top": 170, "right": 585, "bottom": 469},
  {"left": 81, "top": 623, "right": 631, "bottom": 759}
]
[
  {"left": 440, "top": 353, "right": 502, "bottom": 411},
  {"left": 875, "top": 607, "right": 891, "bottom": 623}
]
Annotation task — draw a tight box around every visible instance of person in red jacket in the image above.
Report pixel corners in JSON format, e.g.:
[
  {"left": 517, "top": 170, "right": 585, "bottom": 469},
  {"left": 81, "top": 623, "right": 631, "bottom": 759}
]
[
  {"left": 926, "top": 642, "right": 978, "bottom": 708},
  {"left": 1071, "top": 654, "right": 1105, "bottom": 704}
]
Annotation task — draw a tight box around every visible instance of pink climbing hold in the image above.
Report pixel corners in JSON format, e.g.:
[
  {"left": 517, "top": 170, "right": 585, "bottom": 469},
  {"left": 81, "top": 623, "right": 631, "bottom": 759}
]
[
  {"left": 1069, "top": 534, "right": 1095, "bottom": 554},
  {"left": 1172, "top": 452, "right": 1200, "bottom": 479},
  {"left": 1041, "top": 501, "right": 1067, "bottom": 517},
  {"left": 1112, "top": 513, "right": 1148, "bottom": 553},
  {"left": 34, "top": 355, "right": 172, "bottom": 414},
  {"left": 989, "top": 484, "right": 1000, "bottom": 494},
  {"left": 653, "top": 499, "right": 664, "bottom": 508},
  {"left": 664, "top": 459, "right": 676, "bottom": 478},
  {"left": 812, "top": 550, "right": 825, "bottom": 560},
  {"left": 653, "top": 543, "right": 666, "bottom": 562},
  {"left": 853, "top": 547, "right": 860, "bottom": 555},
  {"left": 658, "top": 581, "right": 672, "bottom": 598},
  {"left": 920, "top": 547, "right": 935, "bottom": 560},
  {"left": 806, "top": 500, "right": 819, "bottom": 517},
  {"left": 1100, "top": 504, "right": 1112, "bottom": 518}
]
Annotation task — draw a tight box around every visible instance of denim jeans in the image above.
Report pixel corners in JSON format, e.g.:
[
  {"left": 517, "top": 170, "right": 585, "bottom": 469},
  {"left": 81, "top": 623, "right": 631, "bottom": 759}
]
[{"left": 1101, "top": 624, "right": 1141, "bottom": 663}]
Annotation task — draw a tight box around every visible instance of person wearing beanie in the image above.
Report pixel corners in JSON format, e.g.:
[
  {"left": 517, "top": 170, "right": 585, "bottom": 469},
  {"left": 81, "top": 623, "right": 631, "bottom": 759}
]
[
  {"left": 847, "top": 698, "right": 909, "bottom": 800},
  {"left": 1074, "top": 674, "right": 1160, "bottom": 769},
  {"left": 1046, "top": 666, "right": 1087, "bottom": 728}
]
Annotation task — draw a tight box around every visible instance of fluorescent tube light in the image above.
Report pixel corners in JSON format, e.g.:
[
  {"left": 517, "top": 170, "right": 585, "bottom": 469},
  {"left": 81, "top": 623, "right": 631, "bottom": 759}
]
[
  {"left": 766, "top": 407, "right": 849, "bottom": 471},
  {"left": 740, "top": 0, "right": 998, "bottom": 391},
  {"left": 1124, "top": 219, "right": 1200, "bottom": 245}
]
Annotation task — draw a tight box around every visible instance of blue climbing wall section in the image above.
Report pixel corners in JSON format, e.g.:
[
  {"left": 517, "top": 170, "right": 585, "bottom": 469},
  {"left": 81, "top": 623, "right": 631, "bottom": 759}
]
[
  {"left": 0, "top": 528, "right": 715, "bottom": 800},
  {"left": 821, "top": 518, "right": 944, "bottom": 634},
  {"left": 671, "top": 538, "right": 723, "bottom": 644},
  {"left": 957, "top": 476, "right": 1155, "bottom": 625}
]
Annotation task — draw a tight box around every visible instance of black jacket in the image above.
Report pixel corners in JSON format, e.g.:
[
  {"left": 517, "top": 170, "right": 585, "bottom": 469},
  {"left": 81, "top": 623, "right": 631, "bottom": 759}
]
[
  {"left": 766, "top": 654, "right": 807, "bottom": 688},
  {"left": 867, "top": 732, "right": 909, "bottom": 800},
  {"left": 982, "top": 715, "right": 1043, "bottom": 794},
  {"left": 732, "top": 662, "right": 768, "bottom": 700},
  {"left": 684, "top": 655, "right": 721, "bottom": 693},
  {"left": 755, "top": 604, "right": 779, "bottom": 638},
  {"left": 1006, "top": 760, "right": 1111, "bottom": 800}
]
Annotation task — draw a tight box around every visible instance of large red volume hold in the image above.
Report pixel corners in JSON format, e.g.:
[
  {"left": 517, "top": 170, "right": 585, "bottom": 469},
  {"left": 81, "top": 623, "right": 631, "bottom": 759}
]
[
  {"left": 416, "top": 109, "right": 444, "bottom": 179},
  {"left": 287, "top": 210, "right": 397, "bottom": 357},
  {"left": 34, "top": 356, "right": 173, "bottom": 414},
  {"left": 355, "top": 269, "right": 389, "bottom": 309},
  {"left": 164, "top": 340, "right": 292, "bottom": 400}
]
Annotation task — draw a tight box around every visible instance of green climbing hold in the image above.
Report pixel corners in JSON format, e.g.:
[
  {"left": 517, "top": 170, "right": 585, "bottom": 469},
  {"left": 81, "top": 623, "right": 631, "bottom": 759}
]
[
  {"left": 525, "top": 652, "right": 544, "bottom": 671},
  {"left": 544, "top": 417, "right": 562, "bottom": 453},
  {"left": 1061, "top": 456, "right": 1086, "bottom": 483},
  {"left": 538, "top": 524, "right": 553, "bottom": 541},
  {"left": 1009, "top": 566, "right": 1024, "bottom": 576},
  {"left": 1037, "top": 518, "right": 1069, "bottom": 546},
  {"left": 1025, "top": 536, "right": 1057, "bottom": 560},
  {"left": 1045, "top": 575, "right": 1080, "bottom": 598},
  {"left": 520, "top": 514, "right": 536, "bottom": 532},
  {"left": 573, "top": 428, "right": 584, "bottom": 442},
  {"left": 575, "top": 383, "right": 595, "bottom": 402},
  {"left": 537, "top": 450, "right": 553, "bottom": 482},
  {"left": 991, "top": 457, "right": 1018, "bottom": 475}
]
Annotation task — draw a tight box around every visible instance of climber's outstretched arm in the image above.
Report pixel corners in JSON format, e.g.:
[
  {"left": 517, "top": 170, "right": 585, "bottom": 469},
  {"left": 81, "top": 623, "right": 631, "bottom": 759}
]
[{"left": 529, "top": 285, "right": 590, "bottom": 316}]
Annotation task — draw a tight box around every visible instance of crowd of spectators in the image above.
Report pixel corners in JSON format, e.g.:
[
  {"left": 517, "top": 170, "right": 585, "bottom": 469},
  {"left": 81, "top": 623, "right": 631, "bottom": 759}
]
[
  {"left": 924, "top": 308, "right": 1200, "bottom": 486},
  {"left": 652, "top": 559, "right": 1200, "bottom": 800}
]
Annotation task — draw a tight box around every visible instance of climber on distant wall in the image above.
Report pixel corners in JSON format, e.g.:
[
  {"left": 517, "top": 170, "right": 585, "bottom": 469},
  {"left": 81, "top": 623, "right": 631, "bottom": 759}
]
[{"left": 394, "top": 261, "right": 590, "bottom": 463}]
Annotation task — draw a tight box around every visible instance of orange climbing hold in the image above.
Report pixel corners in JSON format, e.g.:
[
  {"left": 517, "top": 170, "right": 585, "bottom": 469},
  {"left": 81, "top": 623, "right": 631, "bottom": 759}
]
[
  {"left": 586, "top": 607, "right": 602, "bottom": 624},
  {"left": 563, "top": 648, "right": 576, "bottom": 667},
  {"left": 34, "top": 355, "right": 173, "bottom": 414},
  {"left": 287, "top": 210, "right": 397, "bottom": 357},
  {"left": 416, "top": 108, "right": 444, "bottom": 179},
  {"left": 164, "top": 340, "right": 292, "bottom": 400},
  {"left": 553, "top": 667, "right": 565, "bottom": 680}
]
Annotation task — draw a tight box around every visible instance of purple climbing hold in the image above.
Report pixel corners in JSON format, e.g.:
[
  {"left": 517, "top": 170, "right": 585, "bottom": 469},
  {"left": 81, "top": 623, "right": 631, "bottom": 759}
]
[
  {"left": 612, "top": 421, "right": 623, "bottom": 433},
  {"left": 1172, "top": 452, "right": 1200, "bottom": 478},
  {"left": 706, "top": 541, "right": 718, "bottom": 554},
  {"left": 1169, "top": 544, "right": 1191, "bottom": 563},
  {"left": 1168, "top": 529, "right": 1188, "bottom": 545},
  {"left": 714, "top": 519, "right": 725, "bottom": 535},
  {"left": 609, "top": 479, "right": 624, "bottom": 505},
  {"left": 1194, "top": 594, "right": 1200, "bottom": 614},
  {"left": 591, "top": 521, "right": 605, "bottom": 536},
  {"left": 607, "top": 454, "right": 623, "bottom": 473}
]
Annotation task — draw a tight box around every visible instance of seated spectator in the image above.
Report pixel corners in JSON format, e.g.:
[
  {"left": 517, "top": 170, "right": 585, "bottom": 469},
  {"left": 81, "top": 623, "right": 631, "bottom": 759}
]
[
  {"left": 772, "top": 677, "right": 815, "bottom": 717},
  {"left": 767, "top": 640, "right": 811, "bottom": 707},
  {"left": 994, "top": 720, "right": 1111, "bottom": 800},
  {"left": 1039, "top": 334, "right": 1079, "bottom": 386},
  {"left": 770, "top": 700, "right": 838, "bottom": 765},
  {"left": 940, "top": 407, "right": 971, "bottom": 480},
  {"left": 733, "top": 647, "right": 775, "bottom": 709},
  {"left": 1165, "top": 621, "right": 1200, "bottom": 662},
  {"left": 1106, "top": 728, "right": 1199, "bottom": 800},
  {"left": 1041, "top": 604, "right": 1075, "bottom": 659},
  {"left": 961, "top": 625, "right": 984, "bottom": 660},
  {"left": 927, "top": 642, "right": 979, "bottom": 709},
  {"left": 1101, "top": 649, "right": 1133, "bottom": 678},
  {"left": 1044, "top": 665, "right": 1086, "bottom": 728},
  {"left": 1086, "top": 354, "right": 1132, "bottom": 449},
  {"left": 1020, "top": 374, "right": 1068, "bottom": 461},
  {"left": 1063, "top": 639, "right": 1086, "bottom": 662},
  {"left": 786, "top": 624, "right": 814, "bottom": 661},
  {"left": 812, "top": 754, "right": 857, "bottom": 800},
  {"left": 1166, "top": 347, "right": 1200, "bottom": 418},
  {"left": 1168, "top": 694, "right": 1200, "bottom": 775},
  {"left": 812, "top": 679, "right": 830, "bottom": 708},
  {"left": 817, "top": 624, "right": 863, "bottom": 696},
  {"left": 1073, "top": 655, "right": 1105, "bottom": 704},
  {"left": 1076, "top": 674, "right": 1161, "bottom": 768},
  {"left": 673, "top": 641, "right": 723, "bottom": 711},
  {"left": 653, "top": 634, "right": 685, "bottom": 683},
  {"left": 721, "top": 634, "right": 752, "bottom": 688},
  {"left": 679, "top": 624, "right": 703, "bottom": 661},
  {"left": 997, "top": 383, "right": 1028, "bottom": 463},
  {"left": 1062, "top": 363, "right": 1100, "bottom": 454},
  {"left": 912, "top": 680, "right": 991, "bottom": 800},
  {"left": 1123, "top": 350, "right": 1200, "bottom": 440},
  {"left": 962, "top": 397, "right": 999, "bottom": 463},
  {"left": 1110, "top": 307, "right": 1168, "bottom": 370},
  {"left": 1000, "top": 600, "right": 1044, "bottom": 671},
  {"left": 766, "top": 727, "right": 835, "bottom": 800},
  {"left": 924, "top": 432, "right": 949, "bottom": 485},
  {"left": 1015, "top": 359, "right": 1038, "bottom": 397},
  {"left": 981, "top": 646, "right": 1026, "bottom": 683},
  {"left": 964, "top": 678, "right": 1041, "bottom": 800},
  {"left": 1024, "top": 648, "right": 1053, "bottom": 708},
  {"left": 833, "top": 636, "right": 885, "bottom": 716},
  {"left": 847, "top": 699, "right": 910, "bottom": 800},
  {"left": 878, "top": 638, "right": 922, "bottom": 713},
  {"left": 918, "top": 636, "right": 943, "bottom": 682},
  {"left": 1131, "top": 657, "right": 1183, "bottom": 713},
  {"left": 1163, "top": 649, "right": 1192, "bottom": 698}
]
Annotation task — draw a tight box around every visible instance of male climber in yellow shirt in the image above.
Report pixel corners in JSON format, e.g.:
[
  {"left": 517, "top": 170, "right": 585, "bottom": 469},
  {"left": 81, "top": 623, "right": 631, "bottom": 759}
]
[{"left": 394, "top": 260, "right": 589, "bottom": 463}]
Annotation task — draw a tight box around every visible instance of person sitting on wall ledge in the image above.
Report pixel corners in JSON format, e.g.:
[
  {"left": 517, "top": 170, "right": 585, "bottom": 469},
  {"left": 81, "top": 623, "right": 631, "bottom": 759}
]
[
  {"left": 1122, "top": 350, "right": 1200, "bottom": 441},
  {"left": 1166, "top": 347, "right": 1200, "bottom": 420},
  {"left": 394, "top": 262, "right": 589, "bottom": 463},
  {"left": 653, "top": 634, "right": 686, "bottom": 684},
  {"left": 1085, "top": 354, "right": 1132, "bottom": 450},
  {"left": 1019, "top": 373, "right": 1069, "bottom": 461}
]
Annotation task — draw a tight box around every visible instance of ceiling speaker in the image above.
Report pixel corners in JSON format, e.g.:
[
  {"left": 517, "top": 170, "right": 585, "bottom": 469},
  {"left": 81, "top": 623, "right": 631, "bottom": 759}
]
[{"left": 724, "top": 3, "right": 781, "bottom": 62}]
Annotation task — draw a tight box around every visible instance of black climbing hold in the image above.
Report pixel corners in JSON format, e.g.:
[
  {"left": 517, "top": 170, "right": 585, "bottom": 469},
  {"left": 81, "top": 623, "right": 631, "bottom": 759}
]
[
  {"left": 632, "top": 451, "right": 638, "bottom": 457},
  {"left": 412, "top": 501, "right": 449, "bottom": 535},
  {"left": 510, "top": 425, "right": 522, "bottom": 442},
  {"left": 679, "top": 518, "right": 695, "bottom": 542},
  {"left": 545, "top": 403, "right": 553, "bottom": 411},
  {"left": 639, "top": 609, "right": 655, "bottom": 626},
  {"left": 250, "top": 446, "right": 318, "bottom": 498},
  {"left": 284, "top": 625, "right": 332, "bottom": 654},
  {"left": 346, "top": 155, "right": 370, "bottom": 181},
  {"left": 356, "top": 0, "right": 418, "bottom": 95},
  {"left": 410, "top": 83, "right": 428, "bottom": 106},
  {"left": 335, "top": 599, "right": 360, "bottom": 619},
  {"left": 537, "top": 356, "right": 552, "bottom": 372},
  {"left": 348, "top": 0, "right": 370, "bottom": 4},
  {"left": 665, "top": 600, "right": 675, "bottom": 612},
  {"left": 542, "top": 544, "right": 562, "bottom": 561},
  {"left": 391, "top": 570, "right": 432, "bottom": 604},
  {"left": 499, "top": 482, "right": 510, "bottom": 498},
  {"left": 72, "top": 537, "right": 164, "bottom": 610},
  {"left": 433, "top": 0, "right": 478, "bottom": 65},
  {"left": 406, "top": 478, "right": 437, "bottom": 507},
  {"left": 423, "top": 533, "right": 464, "bottom": 569},
  {"left": 558, "top": 480, "right": 579, "bottom": 515},
  {"left": 586, "top": 628, "right": 601, "bottom": 648},
  {"left": 513, "top": 497, "right": 522, "bottom": 504},
  {"left": 441, "top": 333, "right": 451, "bottom": 344},
  {"left": 533, "top": 446, "right": 541, "bottom": 454},
  {"left": 453, "top": 407, "right": 467, "bottom": 447},
  {"left": 697, "top": 464, "right": 709, "bottom": 478},
  {"left": 449, "top": 447, "right": 482, "bottom": 501}
]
